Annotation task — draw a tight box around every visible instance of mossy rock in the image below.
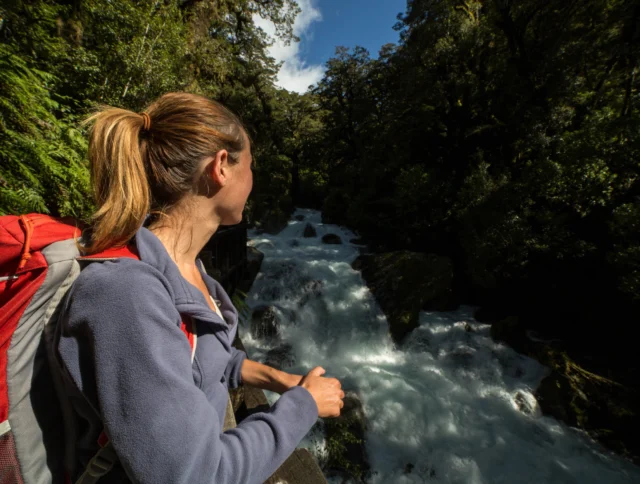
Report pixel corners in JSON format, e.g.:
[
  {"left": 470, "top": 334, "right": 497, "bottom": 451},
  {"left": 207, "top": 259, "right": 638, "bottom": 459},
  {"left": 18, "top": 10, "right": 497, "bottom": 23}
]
[
  {"left": 532, "top": 347, "right": 640, "bottom": 462},
  {"left": 324, "top": 392, "right": 369, "bottom": 482},
  {"left": 352, "top": 251, "right": 456, "bottom": 344},
  {"left": 489, "top": 319, "right": 640, "bottom": 462}
]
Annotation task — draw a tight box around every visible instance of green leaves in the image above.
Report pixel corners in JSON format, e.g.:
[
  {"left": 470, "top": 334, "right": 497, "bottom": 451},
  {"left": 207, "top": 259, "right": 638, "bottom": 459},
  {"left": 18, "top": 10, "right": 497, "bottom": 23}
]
[
  {"left": 307, "top": 0, "right": 640, "bottom": 330},
  {"left": 0, "top": 44, "right": 91, "bottom": 217}
]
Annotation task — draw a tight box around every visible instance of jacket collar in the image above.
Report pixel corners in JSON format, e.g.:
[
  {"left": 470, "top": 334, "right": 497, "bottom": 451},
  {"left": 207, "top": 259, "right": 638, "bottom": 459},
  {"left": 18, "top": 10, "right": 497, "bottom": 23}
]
[{"left": 133, "top": 227, "right": 239, "bottom": 330}]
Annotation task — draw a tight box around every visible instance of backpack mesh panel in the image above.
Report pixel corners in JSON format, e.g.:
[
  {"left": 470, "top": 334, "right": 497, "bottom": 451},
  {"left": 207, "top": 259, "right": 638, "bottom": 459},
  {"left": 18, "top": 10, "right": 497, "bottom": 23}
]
[{"left": 0, "top": 428, "right": 24, "bottom": 484}]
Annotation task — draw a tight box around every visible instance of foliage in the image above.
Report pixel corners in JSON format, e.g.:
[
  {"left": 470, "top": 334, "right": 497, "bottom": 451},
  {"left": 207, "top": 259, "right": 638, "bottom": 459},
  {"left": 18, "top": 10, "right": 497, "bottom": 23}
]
[
  {"left": 0, "top": 43, "right": 90, "bottom": 217},
  {"left": 303, "top": 0, "right": 640, "bottom": 354},
  {"left": 0, "top": 0, "right": 313, "bottom": 223}
]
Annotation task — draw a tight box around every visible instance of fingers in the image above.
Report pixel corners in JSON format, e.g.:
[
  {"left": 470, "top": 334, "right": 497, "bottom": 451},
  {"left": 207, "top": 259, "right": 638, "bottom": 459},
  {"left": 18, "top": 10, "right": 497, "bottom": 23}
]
[
  {"left": 339, "top": 390, "right": 345, "bottom": 399},
  {"left": 308, "top": 366, "right": 326, "bottom": 377}
]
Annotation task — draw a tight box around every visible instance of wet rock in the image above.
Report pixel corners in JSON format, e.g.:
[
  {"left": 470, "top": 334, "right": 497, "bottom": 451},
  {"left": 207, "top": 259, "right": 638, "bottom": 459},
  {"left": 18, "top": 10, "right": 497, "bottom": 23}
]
[
  {"left": 250, "top": 306, "right": 280, "bottom": 340},
  {"left": 322, "top": 233, "right": 342, "bottom": 245},
  {"left": 464, "top": 323, "right": 473, "bottom": 333},
  {"left": 352, "top": 251, "right": 457, "bottom": 344},
  {"left": 403, "top": 463, "right": 414, "bottom": 474},
  {"left": 265, "top": 344, "right": 295, "bottom": 370},
  {"left": 298, "top": 279, "right": 323, "bottom": 306},
  {"left": 294, "top": 214, "right": 305, "bottom": 221},
  {"left": 303, "top": 223, "right": 317, "bottom": 238},
  {"left": 349, "top": 238, "right": 365, "bottom": 246},
  {"left": 514, "top": 391, "right": 536, "bottom": 416},
  {"left": 260, "top": 210, "right": 289, "bottom": 235},
  {"left": 324, "top": 392, "right": 370, "bottom": 482},
  {"left": 289, "top": 239, "right": 300, "bottom": 247}
]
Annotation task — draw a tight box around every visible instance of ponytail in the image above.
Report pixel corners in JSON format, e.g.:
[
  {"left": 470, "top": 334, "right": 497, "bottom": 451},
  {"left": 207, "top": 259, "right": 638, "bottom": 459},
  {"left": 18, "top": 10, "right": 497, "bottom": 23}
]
[
  {"left": 80, "top": 92, "right": 247, "bottom": 255},
  {"left": 82, "top": 108, "right": 150, "bottom": 254}
]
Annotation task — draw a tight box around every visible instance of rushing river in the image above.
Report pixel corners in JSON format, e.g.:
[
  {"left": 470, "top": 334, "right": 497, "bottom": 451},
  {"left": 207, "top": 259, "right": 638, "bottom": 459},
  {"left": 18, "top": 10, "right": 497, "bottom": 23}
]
[{"left": 243, "top": 208, "right": 640, "bottom": 484}]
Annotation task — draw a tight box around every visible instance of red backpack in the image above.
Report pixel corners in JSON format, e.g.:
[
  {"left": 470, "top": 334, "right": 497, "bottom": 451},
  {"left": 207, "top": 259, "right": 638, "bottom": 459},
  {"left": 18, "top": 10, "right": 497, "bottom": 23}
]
[{"left": 0, "top": 214, "right": 196, "bottom": 484}]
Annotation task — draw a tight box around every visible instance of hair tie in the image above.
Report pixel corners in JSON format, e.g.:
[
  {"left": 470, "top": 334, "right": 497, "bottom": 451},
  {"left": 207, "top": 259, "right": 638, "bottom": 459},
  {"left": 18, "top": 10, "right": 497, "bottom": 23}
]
[{"left": 140, "top": 112, "right": 151, "bottom": 131}]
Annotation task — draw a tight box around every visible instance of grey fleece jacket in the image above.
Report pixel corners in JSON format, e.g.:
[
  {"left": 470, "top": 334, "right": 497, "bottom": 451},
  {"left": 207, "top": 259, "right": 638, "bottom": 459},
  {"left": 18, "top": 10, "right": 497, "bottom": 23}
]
[{"left": 57, "top": 227, "right": 318, "bottom": 483}]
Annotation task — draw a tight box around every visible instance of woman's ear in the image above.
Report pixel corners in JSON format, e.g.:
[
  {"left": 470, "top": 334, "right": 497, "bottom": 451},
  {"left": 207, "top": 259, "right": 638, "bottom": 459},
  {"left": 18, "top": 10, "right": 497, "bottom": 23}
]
[{"left": 210, "top": 149, "right": 230, "bottom": 187}]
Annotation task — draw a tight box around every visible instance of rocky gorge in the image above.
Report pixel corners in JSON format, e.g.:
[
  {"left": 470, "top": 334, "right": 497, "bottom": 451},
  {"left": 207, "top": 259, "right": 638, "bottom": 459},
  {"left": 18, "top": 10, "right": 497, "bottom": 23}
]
[{"left": 238, "top": 209, "right": 640, "bottom": 483}]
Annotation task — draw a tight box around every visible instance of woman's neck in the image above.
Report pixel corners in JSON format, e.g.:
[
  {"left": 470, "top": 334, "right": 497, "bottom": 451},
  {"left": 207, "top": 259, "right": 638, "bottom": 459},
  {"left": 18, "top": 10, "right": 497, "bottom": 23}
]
[{"left": 148, "top": 209, "right": 220, "bottom": 272}]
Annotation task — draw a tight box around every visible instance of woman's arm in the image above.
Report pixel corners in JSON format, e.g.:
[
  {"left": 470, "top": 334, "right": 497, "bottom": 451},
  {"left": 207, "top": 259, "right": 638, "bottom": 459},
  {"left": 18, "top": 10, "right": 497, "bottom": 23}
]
[
  {"left": 240, "top": 359, "right": 303, "bottom": 394},
  {"left": 59, "top": 262, "right": 318, "bottom": 484}
]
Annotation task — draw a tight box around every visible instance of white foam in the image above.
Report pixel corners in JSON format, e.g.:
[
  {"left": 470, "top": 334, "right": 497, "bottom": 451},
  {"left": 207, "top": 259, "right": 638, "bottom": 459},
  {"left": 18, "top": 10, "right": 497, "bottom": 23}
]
[{"left": 244, "top": 208, "right": 640, "bottom": 483}]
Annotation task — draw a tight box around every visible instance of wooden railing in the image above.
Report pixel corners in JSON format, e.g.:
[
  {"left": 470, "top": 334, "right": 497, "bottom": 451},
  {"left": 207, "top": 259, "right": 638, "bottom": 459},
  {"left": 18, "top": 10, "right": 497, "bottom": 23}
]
[{"left": 200, "top": 223, "right": 248, "bottom": 295}]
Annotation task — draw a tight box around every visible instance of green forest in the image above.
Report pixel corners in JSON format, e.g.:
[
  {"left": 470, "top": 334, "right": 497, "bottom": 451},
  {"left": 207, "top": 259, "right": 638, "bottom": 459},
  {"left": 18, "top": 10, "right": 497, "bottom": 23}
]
[{"left": 1, "top": 0, "right": 639, "bottom": 457}]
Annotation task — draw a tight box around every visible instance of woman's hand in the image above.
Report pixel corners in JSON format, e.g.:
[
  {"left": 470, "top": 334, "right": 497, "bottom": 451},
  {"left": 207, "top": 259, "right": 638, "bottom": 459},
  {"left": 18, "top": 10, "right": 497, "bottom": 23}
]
[{"left": 299, "top": 367, "right": 344, "bottom": 418}]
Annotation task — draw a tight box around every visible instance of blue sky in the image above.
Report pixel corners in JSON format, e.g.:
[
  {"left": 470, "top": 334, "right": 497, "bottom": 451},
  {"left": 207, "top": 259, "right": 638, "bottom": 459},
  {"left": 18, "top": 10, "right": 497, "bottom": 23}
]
[
  {"left": 303, "top": 0, "right": 406, "bottom": 65},
  {"left": 254, "top": 0, "right": 407, "bottom": 93}
]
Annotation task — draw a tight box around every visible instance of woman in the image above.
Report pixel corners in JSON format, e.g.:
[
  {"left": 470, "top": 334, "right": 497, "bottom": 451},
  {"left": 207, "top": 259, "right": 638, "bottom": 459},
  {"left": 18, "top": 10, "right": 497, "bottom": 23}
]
[{"left": 57, "top": 92, "right": 344, "bottom": 483}]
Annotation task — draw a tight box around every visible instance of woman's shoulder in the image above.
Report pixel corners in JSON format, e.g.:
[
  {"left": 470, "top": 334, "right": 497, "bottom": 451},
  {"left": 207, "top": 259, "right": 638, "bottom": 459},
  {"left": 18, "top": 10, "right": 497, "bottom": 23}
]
[{"left": 72, "top": 257, "right": 175, "bottom": 305}]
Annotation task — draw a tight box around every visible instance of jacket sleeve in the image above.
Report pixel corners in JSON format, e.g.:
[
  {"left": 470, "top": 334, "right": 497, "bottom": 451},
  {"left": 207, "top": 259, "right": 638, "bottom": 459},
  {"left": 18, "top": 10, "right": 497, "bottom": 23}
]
[{"left": 60, "top": 262, "right": 318, "bottom": 484}]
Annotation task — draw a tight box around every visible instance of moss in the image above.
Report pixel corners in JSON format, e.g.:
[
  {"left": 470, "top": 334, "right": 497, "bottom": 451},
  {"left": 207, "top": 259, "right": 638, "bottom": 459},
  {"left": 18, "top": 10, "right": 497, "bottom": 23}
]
[
  {"left": 323, "top": 394, "right": 370, "bottom": 482},
  {"left": 325, "top": 420, "right": 365, "bottom": 480},
  {"left": 534, "top": 346, "right": 640, "bottom": 462}
]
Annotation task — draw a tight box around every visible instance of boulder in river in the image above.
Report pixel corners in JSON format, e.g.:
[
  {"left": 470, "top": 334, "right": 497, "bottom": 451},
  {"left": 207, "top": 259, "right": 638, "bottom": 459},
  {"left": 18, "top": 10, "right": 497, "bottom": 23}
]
[
  {"left": 295, "top": 214, "right": 305, "bottom": 221},
  {"left": 303, "top": 223, "right": 317, "bottom": 238},
  {"left": 321, "top": 233, "right": 342, "bottom": 245},
  {"left": 514, "top": 391, "right": 538, "bottom": 416},
  {"left": 259, "top": 210, "right": 290, "bottom": 235},
  {"left": 352, "top": 251, "right": 457, "bottom": 344},
  {"left": 298, "top": 279, "right": 323, "bottom": 306},
  {"left": 264, "top": 344, "right": 295, "bottom": 370},
  {"left": 323, "top": 392, "right": 370, "bottom": 482},
  {"left": 250, "top": 306, "right": 280, "bottom": 340}
]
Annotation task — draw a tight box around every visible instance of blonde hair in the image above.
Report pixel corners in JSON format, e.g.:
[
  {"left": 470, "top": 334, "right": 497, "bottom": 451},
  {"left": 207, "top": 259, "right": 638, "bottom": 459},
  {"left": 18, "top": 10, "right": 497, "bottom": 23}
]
[{"left": 82, "top": 92, "right": 246, "bottom": 254}]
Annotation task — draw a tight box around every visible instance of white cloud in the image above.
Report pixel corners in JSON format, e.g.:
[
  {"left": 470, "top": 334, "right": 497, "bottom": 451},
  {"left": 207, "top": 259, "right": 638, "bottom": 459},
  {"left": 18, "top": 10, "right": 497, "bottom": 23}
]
[{"left": 254, "top": 0, "right": 325, "bottom": 93}]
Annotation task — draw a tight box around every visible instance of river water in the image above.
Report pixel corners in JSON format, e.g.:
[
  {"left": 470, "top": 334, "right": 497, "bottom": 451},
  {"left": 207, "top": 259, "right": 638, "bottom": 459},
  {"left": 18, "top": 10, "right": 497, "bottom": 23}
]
[{"left": 243, "top": 208, "right": 640, "bottom": 484}]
